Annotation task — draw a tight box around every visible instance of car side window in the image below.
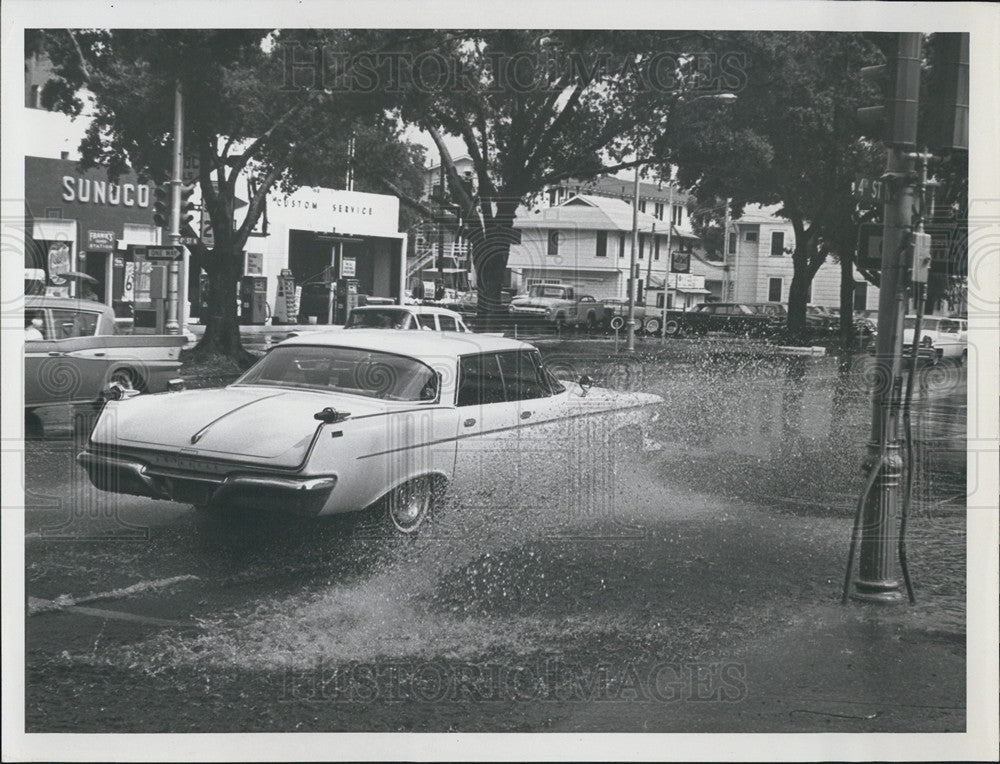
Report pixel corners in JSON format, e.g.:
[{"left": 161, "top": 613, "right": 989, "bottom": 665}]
[
  {"left": 417, "top": 314, "right": 437, "bottom": 330},
  {"left": 496, "top": 350, "right": 548, "bottom": 402},
  {"left": 49, "top": 309, "right": 99, "bottom": 338},
  {"left": 940, "top": 319, "right": 959, "bottom": 333},
  {"left": 457, "top": 353, "right": 505, "bottom": 407},
  {"left": 439, "top": 315, "right": 458, "bottom": 331}
]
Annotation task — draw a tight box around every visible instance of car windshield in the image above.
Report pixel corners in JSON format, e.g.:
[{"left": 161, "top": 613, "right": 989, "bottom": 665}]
[
  {"left": 529, "top": 285, "right": 567, "bottom": 298},
  {"left": 234, "top": 345, "right": 439, "bottom": 401},
  {"left": 346, "top": 309, "right": 412, "bottom": 329}
]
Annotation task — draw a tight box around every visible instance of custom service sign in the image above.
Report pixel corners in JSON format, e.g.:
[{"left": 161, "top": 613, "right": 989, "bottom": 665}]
[{"left": 265, "top": 186, "right": 400, "bottom": 237}]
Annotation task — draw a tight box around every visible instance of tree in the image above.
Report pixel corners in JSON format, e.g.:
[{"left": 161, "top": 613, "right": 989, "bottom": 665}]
[
  {"left": 366, "top": 30, "right": 716, "bottom": 314},
  {"left": 659, "top": 32, "right": 885, "bottom": 339},
  {"left": 34, "top": 29, "right": 416, "bottom": 363}
]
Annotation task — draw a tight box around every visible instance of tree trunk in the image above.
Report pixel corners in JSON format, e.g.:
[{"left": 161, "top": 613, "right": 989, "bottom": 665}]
[
  {"left": 786, "top": 242, "right": 813, "bottom": 340},
  {"left": 838, "top": 252, "right": 857, "bottom": 350},
  {"left": 187, "top": 232, "right": 255, "bottom": 367},
  {"left": 470, "top": 201, "right": 518, "bottom": 320}
]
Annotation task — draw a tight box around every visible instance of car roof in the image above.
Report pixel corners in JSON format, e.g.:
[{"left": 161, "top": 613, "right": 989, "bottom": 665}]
[
  {"left": 279, "top": 328, "right": 533, "bottom": 358},
  {"left": 24, "top": 295, "right": 113, "bottom": 314},
  {"left": 351, "top": 305, "right": 463, "bottom": 318}
]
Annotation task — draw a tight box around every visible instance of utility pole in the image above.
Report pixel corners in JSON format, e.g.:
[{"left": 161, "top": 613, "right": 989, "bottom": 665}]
[
  {"left": 852, "top": 32, "right": 922, "bottom": 603},
  {"left": 165, "top": 80, "right": 183, "bottom": 335},
  {"left": 722, "top": 198, "right": 732, "bottom": 300},
  {"left": 660, "top": 184, "right": 673, "bottom": 342},
  {"left": 437, "top": 161, "right": 445, "bottom": 292},
  {"left": 626, "top": 166, "right": 640, "bottom": 351}
]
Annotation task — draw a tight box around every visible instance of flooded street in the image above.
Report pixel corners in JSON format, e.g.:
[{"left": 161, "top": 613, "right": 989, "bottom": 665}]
[{"left": 23, "top": 341, "right": 967, "bottom": 732}]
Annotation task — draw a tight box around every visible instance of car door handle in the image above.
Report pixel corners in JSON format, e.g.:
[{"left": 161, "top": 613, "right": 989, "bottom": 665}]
[
  {"left": 463, "top": 418, "right": 476, "bottom": 427},
  {"left": 47, "top": 352, "right": 63, "bottom": 357},
  {"left": 520, "top": 411, "right": 532, "bottom": 419},
  {"left": 93, "top": 352, "right": 105, "bottom": 357}
]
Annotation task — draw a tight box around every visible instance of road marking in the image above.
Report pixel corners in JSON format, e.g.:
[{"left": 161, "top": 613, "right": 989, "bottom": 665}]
[{"left": 27, "top": 574, "right": 200, "bottom": 615}]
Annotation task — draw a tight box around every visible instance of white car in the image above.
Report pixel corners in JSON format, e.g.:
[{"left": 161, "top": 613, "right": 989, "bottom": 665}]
[
  {"left": 902, "top": 315, "right": 967, "bottom": 364},
  {"left": 345, "top": 305, "right": 471, "bottom": 333},
  {"left": 78, "top": 331, "right": 662, "bottom": 533}
]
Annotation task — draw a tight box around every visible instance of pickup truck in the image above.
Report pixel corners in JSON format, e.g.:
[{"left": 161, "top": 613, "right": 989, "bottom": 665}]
[{"left": 508, "top": 284, "right": 602, "bottom": 329}]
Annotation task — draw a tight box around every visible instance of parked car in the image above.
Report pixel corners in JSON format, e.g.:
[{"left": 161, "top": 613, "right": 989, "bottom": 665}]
[
  {"left": 24, "top": 297, "right": 185, "bottom": 427},
  {"left": 78, "top": 330, "right": 663, "bottom": 532},
  {"left": 345, "top": 305, "right": 471, "bottom": 332},
  {"left": 902, "top": 315, "right": 967, "bottom": 364},
  {"left": 678, "top": 302, "right": 779, "bottom": 337},
  {"left": 508, "top": 284, "right": 602, "bottom": 329}
]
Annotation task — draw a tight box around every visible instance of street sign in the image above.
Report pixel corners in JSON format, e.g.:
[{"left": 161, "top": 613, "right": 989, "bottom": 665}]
[
  {"left": 178, "top": 236, "right": 200, "bottom": 246},
  {"left": 146, "top": 246, "right": 182, "bottom": 261},
  {"left": 340, "top": 256, "right": 356, "bottom": 278},
  {"left": 200, "top": 208, "right": 215, "bottom": 248},
  {"left": 852, "top": 176, "right": 887, "bottom": 203}
]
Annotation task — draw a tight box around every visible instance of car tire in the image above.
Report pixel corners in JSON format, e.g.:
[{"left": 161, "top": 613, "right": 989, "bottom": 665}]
[
  {"left": 382, "top": 475, "right": 438, "bottom": 534},
  {"left": 644, "top": 318, "right": 661, "bottom": 336},
  {"left": 663, "top": 319, "right": 681, "bottom": 337}
]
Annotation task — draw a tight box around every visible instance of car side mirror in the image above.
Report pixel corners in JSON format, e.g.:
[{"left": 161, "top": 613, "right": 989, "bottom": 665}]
[
  {"left": 578, "top": 375, "right": 593, "bottom": 396},
  {"left": 103, "top": 381, "right": 141, "bottom": 402}
]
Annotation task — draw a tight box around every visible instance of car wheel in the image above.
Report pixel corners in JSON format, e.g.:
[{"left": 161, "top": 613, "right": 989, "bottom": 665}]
[
  {"left": 644, "top": 318, "right": 661, "bottom": 336},
  {"left": 383, "top": 476, "right": 437, "bottom": 534},
  {"left": 663, "top": 319, "right": 681, "bottom": 337},
  {"left": 609, "top": 316, "right": 625, "bottom": 331}
]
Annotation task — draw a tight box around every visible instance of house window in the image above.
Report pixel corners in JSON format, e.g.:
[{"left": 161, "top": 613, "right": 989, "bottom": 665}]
[
  {"left": 547, "top": 230, "right": 559, "bottom": 256},
  {"left": 767, "top": 277, "right": 782, "bottom": 303},
  {"left": 770, "top": 231, "right": 785, "bottom": 256},
  {"left": 548, "top": 189, "right": 557, "bottom": 207},
  {"left": 728, "top": 232, "right": 737, "bottom": 254},
  {"left": 672, "top": 205, "right": 682, "bottom": 226},
  {"left": 667, "top": 292, "right": 674, "bottom": 309},
  {"left": 654, "top": 202, "right": 664, "bottom": 220},
  {"left": 596, "top": 230, "right": 608, "bottom": 257},
  {"left": 655, "top": 292, "right": 664, "bottom": 308},
  {"left": 638, "top": 235, "right": 644, "bottom": 259},
  {"left": 639, "top": 200, "right": 647, "bottom": 213},
  {"left": 619, "top": 232, "right": 626, "bottom": 258},
  {"left": 746, "top": 231, "right": 758, "bottom": 243},
  {"left": 654, "top": 237, "right": 661, "bottom": 260},
  {"left": 854, "top": 282, "right": 868, "bottom": 311}
]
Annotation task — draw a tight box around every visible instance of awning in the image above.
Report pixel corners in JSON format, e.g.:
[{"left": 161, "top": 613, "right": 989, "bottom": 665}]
[{"left": 677, "top": 287, "right": 711, "bottom": 294}]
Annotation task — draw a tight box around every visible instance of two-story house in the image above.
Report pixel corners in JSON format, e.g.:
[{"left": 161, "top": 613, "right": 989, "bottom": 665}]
[
  {"left": 506, "top": 194, "right": 700, "bottom": 302},
  {"left": 726, "top": 204, "right": 881, "bottom": 311}
]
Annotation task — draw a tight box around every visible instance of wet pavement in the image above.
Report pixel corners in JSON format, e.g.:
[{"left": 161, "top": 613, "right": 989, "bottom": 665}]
[{"left": 22, "top": 340, "right": 968, "bottom": 732}]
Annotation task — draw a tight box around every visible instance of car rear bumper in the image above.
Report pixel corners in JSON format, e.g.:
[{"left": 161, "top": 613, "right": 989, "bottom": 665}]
[{"left": 77, "top": 451, "right": 336, "bottom": 516}]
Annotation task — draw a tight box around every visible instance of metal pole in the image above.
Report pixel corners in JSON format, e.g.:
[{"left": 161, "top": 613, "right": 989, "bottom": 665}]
[
  {"left": 437, "top": 162, "right": 445, "bottom": 291},
  {"left": 660, "top": 184, "right": 673, "bottom": 341},
  {"left": 852, "top": 33, "right": 921, "bottom": 603},
  {"left": 165, "top": 80, "right": 183, "bottom": 335},
  {"left": 626, "top": 166, "right": 640, "bottom": 351},
  {"left": 722, "top": 198, "right": 732, "bottom": 300}
]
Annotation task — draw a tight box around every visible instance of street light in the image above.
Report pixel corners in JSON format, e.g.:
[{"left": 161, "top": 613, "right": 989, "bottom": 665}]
[{"left": 625, "top": 92, "right": 736, "bottom": 352}]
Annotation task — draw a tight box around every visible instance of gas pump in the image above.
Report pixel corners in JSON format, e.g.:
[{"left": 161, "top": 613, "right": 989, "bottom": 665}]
[
  {"left": 239, "top": 275, "right": 268, "bottom": 325},
  {"left": 272, "top": 269, "right": 297, "bottom": 325},
  {"left": 334, "top": 278, "right": 359, "bottom": 324}
]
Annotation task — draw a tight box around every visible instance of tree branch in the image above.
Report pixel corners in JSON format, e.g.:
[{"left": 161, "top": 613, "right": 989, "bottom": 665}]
[{"left": 65, "top": 30, "right": 92, "bottom": 84}]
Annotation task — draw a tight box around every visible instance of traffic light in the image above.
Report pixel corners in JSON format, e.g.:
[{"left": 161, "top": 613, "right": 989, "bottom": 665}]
[
  {"left": 152, "top": 182, "right": 171, "bottom": 228},
  {"left": 924, "top": 33, "right": 969, "bottom": 152},
  {"left": 179, "top": 183, "right": 198, "bottom": 232},
  {"left": 857, "top": 33, "right": 922, "bottom": 148}
]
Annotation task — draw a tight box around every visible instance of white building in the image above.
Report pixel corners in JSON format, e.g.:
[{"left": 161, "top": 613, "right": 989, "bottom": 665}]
[
  {"left": 726, "top": 204, "right": 881, "bottom": 311},
  {"left": 506, "top": 194, "right": 700, "bottom": 302}
]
